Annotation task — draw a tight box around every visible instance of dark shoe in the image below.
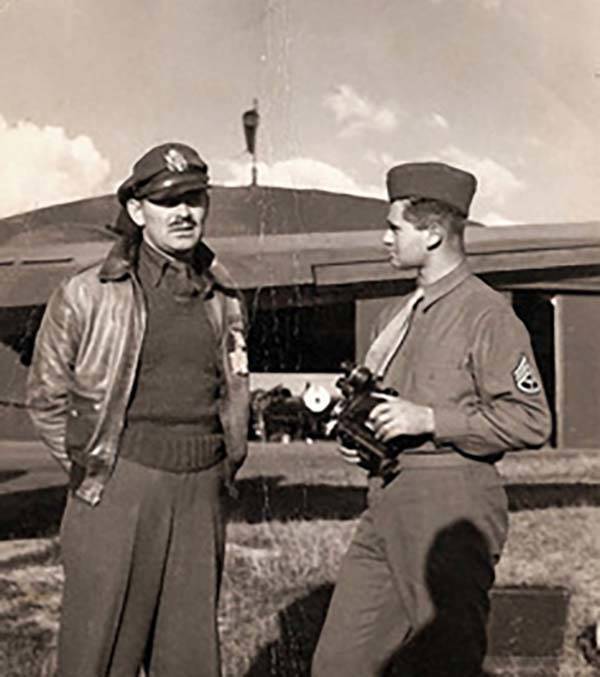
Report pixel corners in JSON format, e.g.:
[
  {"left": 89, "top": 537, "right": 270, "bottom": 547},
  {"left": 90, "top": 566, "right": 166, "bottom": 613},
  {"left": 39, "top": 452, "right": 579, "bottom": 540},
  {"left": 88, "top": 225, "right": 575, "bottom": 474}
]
[{"left": 576, "top": 624, "right": 600, "bottom": 668}]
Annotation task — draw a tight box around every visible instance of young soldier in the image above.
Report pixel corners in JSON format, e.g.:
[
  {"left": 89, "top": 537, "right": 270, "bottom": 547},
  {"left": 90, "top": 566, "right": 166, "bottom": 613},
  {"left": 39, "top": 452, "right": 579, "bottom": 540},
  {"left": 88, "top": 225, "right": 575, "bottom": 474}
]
[{"left": 313, "top": 162, "right": 551, "bottom": 677}]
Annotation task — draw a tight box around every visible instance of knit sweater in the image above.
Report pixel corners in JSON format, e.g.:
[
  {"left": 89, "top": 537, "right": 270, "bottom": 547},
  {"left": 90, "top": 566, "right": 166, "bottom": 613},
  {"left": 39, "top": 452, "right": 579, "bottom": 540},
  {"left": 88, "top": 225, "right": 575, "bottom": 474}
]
[{"left": 119, "top": 242, "right": 225, "bottom": 472}]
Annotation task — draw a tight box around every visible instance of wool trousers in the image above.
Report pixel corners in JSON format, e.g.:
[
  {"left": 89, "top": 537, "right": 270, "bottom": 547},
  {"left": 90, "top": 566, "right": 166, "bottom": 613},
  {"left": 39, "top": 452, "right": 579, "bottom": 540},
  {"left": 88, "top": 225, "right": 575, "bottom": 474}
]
[
  {"left": 57, "top": 456, "right": 226, "bottom": 677},
  {"left": 312, "top": 462, "right": 508, "bottom": 677}
]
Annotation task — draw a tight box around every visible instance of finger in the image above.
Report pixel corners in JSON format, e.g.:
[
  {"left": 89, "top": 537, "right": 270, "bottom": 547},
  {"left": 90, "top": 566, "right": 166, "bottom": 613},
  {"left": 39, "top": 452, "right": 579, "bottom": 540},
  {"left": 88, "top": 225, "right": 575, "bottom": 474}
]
[
  {"left": 371, "top": 392, "right": 396, "bottom": 402},
  {"left": 369, "top": 410, "right": 393, "bottom": 431},
  {"left": 376, "top": 424, "right": 399, "bottom": 442},
  {"left": 369, "top": 417, "right": 382, "bottom": 434},
  {"left": 338, "top": 446, "right": 361, "bottom": 464},
  {"left": 379, "top": 428, "right": 395, "bottom": 442},
  {"left": 369, "top": 403, "right": 390, "bottom": 420}
]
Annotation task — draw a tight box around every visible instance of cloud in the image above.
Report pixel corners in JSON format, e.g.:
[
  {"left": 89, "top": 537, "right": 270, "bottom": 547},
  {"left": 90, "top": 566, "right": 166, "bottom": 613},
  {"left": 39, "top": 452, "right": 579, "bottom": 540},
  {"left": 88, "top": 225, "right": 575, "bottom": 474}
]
[
  {"left": 324, "top": 85, "right": 398, "bottom": 138},
  {"left": 438, "top": 146, "right": 525, "bottom": 208},
  {"left": 0, "top": 115, "right": 111, "bottom": 218},
  {"left": 364, "top": 150, "right": 396, "bottom": 168},
  {"left": 480, "top": 0, "right": 501, "bottom": 9},
  {"left": 431, "top": 0, "right": 501, "bottom": 8},
  {"left": 478, "top": 212, "right": 518, "bottom": 226},
  {"left": 430, "top": 113, "right": 450, "bottom": 130},
  {"left": 525, "top": 135, "right": 543, "bottom": 148},
  {"left": 220, "top": 157, "right": 385, "bottom": 198}
]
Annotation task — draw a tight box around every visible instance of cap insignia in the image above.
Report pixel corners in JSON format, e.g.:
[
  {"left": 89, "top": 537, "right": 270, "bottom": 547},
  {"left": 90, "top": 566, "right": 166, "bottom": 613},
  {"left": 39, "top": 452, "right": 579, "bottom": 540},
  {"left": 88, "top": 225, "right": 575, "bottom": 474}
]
[{"left": 164, "top": 148, "right": 189, "bottom": 173}]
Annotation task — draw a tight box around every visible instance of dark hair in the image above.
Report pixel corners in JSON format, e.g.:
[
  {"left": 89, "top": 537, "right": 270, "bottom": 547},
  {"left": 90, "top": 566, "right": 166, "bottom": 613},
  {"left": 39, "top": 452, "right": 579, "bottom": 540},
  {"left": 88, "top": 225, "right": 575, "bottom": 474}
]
[{"left": 402, "top": 198, "right": 466, "bottom": 236}]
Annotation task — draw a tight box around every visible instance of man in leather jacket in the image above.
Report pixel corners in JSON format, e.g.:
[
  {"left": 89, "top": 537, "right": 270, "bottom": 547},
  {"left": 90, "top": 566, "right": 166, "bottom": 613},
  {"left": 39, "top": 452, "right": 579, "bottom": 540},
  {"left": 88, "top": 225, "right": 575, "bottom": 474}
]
[{"left": 27, "top": 142, "right": 250, "bottom": 677}]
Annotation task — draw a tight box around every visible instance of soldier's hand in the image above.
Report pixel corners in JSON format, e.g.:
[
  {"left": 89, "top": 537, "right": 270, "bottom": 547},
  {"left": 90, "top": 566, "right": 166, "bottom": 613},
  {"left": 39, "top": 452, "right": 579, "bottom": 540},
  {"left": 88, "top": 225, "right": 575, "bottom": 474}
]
[
  {"left": 368, "top": 394, "right": 434, "bottom": 441},
  {"left": 223, "top": 458, "right": 242, "bottom": 500},
  {"left": 337, "top": 443, "right": 362, "bottom": 465}
]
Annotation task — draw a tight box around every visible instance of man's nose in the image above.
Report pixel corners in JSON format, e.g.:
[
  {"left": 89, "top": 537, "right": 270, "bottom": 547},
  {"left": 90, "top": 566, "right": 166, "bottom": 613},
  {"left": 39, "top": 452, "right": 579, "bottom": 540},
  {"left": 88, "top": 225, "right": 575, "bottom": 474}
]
[
  {"left": 174, "top": 201, "right": 192, "bottom": 215},
  {"left": 382, "top": 228, "right": 394, "bottom": 247}
]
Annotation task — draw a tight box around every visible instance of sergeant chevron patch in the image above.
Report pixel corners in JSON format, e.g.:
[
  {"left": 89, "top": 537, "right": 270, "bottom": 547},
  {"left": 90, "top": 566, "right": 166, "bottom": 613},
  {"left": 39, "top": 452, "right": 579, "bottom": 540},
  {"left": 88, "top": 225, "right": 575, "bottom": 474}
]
[{"left": 512, "top": 354, "right": 541, "bottom": 395}]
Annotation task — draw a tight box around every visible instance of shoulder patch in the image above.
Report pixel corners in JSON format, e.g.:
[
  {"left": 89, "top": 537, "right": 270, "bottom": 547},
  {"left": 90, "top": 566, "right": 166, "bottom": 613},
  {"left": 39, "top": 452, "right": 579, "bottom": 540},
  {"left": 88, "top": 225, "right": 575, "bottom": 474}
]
[
  {"left": 227, "top": 327, "right": 249, "bottom": 376},
  {"left": 512, "top": 354, "right": 541, "bottom": 395}
]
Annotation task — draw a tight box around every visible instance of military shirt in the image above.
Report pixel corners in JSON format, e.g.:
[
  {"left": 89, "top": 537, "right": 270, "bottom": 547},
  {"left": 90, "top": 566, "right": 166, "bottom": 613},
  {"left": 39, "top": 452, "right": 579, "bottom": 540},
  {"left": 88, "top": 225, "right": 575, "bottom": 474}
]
[{"left": 379, "top": 261, "right": 552, "bottom": 457}]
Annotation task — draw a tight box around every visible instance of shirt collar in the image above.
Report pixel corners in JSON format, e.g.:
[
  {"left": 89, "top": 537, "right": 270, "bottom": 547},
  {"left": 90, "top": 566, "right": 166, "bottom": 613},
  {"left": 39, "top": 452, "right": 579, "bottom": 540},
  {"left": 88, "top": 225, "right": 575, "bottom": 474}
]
[
  {"left": 420, "top": 260, "right": 471, "bottom": 311},
  {"left": 138, "top": 240, "right": 171, "bottom": 288},
  {"left": 138, "top": 240, "right": 213, "bottom": 296}
]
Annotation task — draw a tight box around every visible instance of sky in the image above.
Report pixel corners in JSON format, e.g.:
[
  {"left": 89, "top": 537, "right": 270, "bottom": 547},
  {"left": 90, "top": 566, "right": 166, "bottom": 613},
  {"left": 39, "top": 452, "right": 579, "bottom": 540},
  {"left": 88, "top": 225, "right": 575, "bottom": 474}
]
[{"left": 1, "top": 0, "right": 600, "bottom": 225}]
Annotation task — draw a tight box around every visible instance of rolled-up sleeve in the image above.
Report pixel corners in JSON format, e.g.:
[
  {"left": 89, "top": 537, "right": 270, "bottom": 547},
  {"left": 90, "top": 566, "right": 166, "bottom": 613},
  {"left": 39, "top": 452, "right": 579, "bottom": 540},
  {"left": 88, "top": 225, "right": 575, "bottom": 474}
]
[{"left": 434, "top": 309, "right": 552, "bottom": 455}]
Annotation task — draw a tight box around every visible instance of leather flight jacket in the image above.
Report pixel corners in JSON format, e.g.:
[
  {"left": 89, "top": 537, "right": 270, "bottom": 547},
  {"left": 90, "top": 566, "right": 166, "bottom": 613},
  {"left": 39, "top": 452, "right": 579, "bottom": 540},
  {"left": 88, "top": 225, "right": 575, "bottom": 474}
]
[{"left": 26, "top": 237, "right": 250, "bottom": 506}]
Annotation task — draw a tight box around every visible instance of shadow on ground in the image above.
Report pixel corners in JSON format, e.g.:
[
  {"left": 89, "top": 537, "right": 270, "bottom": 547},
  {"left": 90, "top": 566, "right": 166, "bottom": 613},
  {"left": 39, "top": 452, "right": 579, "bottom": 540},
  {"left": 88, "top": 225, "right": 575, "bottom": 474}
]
[
  {"left": 0, "top": 470, "right": 27, "bottom": 484},
  {"left": 506, "top": 483, "right": 600, "bottom": 511},
  {"left": 0, "top": 478, "right": 599, "bottom": 539},
  {"left": 0, "top": 486, "right": 66, "bottom": 540},
  {"left": 230, "top": 477, "right": 366, "bottom": 522},
  {"left": 244, "top": 521, "right": 506, "bottom": 676},
  {"left": 244, "top": 583, "right": 332, "bottom": 677},
  {"left": 232, "top": 478, "right": 600, "bottom": 523}
]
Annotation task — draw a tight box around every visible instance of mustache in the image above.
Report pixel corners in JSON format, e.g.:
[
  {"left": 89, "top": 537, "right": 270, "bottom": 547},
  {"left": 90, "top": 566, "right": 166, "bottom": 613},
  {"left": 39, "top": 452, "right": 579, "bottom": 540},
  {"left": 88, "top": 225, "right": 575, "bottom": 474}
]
[{"left": 169, "top": 216, "right": 198, "bottom": 228}]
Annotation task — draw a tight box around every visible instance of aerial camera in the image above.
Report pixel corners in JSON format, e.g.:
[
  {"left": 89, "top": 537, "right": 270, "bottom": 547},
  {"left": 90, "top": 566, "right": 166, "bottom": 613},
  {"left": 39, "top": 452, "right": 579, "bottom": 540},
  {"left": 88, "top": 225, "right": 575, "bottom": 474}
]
[{"left": 323, "top": 361, "right": 403, "bottom": 475}]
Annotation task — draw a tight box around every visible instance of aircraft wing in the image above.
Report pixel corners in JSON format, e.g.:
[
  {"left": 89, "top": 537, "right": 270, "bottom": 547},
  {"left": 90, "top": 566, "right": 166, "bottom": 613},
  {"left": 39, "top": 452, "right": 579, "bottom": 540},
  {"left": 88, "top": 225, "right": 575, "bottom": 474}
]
[
  {"left": 212, "top": 221, "right": 600, "bottom": 291},
  {"left": 1, "top": 186, "right": 600, "bottom": 308}
]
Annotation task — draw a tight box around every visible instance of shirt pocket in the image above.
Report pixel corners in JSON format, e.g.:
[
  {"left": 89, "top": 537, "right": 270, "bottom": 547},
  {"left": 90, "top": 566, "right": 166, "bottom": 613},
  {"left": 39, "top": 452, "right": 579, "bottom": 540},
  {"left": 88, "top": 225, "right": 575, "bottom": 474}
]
[
  {"left": 65, "top": 391, "right": 101, "bottom": 458},
  {"left": 417, "top": 360, "right": 475, "bottom": 408}
]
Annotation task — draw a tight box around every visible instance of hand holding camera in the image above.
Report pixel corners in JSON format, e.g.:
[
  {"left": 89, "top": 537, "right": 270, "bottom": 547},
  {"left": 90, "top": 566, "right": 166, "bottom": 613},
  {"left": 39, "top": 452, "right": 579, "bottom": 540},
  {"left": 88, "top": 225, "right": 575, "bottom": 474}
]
[
  {"left": 326, "top": 362, "right": 402, "bottom": 475},
  {"left": 369, "top": 395, "right": 435, "bottom": 441},
  {"left": 327, "top": 362, "right": 434, "bottom": 475}
]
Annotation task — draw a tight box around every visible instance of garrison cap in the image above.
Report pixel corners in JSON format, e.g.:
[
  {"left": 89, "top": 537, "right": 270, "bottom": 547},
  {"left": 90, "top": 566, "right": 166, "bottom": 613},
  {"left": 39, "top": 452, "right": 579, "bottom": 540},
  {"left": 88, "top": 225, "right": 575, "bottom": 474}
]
[
  {"left": 386, "top": 162, "right": 477, "bottom": 216},
  {"left": 117, "top": 142, "right": 210, "bottom": 205}
]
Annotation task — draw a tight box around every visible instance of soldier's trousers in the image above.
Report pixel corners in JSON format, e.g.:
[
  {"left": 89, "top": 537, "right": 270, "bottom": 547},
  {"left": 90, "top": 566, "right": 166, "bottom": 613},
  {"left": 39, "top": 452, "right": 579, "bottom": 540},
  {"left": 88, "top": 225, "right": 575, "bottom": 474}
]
[
  {"left": 312, "top": 460, "right": 508, "bottom": 677},
  {"left": 57, "top": 457, "right": 226, "bottom": 677}
]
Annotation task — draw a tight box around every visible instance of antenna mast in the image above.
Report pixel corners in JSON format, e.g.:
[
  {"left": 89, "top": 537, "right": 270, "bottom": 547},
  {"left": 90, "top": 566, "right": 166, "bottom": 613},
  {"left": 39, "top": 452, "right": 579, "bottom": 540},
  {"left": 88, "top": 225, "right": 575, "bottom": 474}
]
[{"left": 242, "top": 99, "right": 260, "bottom": 186}]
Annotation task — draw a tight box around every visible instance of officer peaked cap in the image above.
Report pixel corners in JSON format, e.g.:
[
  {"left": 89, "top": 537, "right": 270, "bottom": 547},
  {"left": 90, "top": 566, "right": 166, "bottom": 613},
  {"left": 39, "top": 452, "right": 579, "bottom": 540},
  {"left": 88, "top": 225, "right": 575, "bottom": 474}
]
[{"left": 117, "top": 142, "right": 210, "bottom": 205}]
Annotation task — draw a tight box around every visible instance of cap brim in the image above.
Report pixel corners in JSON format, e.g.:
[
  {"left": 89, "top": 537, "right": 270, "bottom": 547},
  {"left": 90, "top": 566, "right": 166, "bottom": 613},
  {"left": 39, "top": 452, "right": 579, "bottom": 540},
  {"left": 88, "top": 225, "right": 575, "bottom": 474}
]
[{"left": 136, "top": 172, "right": 210, "bottom": 201}]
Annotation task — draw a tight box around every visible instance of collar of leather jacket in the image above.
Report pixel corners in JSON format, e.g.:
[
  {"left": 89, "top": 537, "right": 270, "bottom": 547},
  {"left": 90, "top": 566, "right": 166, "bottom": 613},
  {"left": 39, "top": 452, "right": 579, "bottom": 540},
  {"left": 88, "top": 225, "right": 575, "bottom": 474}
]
[{"left": 98, "top": 228, "right": 238, "bottom": 298}]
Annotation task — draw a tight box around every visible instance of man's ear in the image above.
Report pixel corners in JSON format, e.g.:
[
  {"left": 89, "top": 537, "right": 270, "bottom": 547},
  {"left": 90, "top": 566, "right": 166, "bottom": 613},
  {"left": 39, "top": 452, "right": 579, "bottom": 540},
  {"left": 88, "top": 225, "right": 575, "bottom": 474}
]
[
  {"left": 126, "top": 198, "right": 145, "bottom": 227},
  {"left": 426, "top": 224, "right": 444, "bottom": 251},
  {"left": 200, "top": 192, "right": 210, "bottom": 224},
  {"left": 201, "top": 204, "right": 210, "bottom": 225}
]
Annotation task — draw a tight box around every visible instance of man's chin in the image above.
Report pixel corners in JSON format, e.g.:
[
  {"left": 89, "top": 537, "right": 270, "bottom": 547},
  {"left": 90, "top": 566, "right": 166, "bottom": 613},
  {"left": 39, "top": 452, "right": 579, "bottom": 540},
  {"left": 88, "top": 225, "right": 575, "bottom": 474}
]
[{"left": 168, "top": 235, "right": 201, "bottom": 252}]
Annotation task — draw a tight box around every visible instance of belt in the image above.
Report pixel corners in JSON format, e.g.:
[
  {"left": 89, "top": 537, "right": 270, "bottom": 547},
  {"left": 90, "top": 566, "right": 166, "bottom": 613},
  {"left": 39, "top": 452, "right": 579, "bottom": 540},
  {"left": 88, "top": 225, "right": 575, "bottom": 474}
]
[{"left": 397, "top": 451, "right": 493, "bottom": 469}]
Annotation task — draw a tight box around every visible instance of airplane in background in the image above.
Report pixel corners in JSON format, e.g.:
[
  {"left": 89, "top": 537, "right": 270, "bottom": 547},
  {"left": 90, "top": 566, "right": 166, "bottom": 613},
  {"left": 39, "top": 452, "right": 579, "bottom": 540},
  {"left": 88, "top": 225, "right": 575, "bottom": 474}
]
[{"left": 1, "top": 185, "right": 600, "bottom": 450}]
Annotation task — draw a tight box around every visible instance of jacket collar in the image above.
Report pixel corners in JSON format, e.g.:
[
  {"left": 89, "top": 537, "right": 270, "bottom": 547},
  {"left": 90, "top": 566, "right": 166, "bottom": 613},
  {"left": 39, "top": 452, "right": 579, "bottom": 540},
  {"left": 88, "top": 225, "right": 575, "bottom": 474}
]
[
  {"left": 98, "top": 233, "right": 237, "bottom": 298},
  {"left": 98, "top": 234, "right": 140, "bottom": 282}
]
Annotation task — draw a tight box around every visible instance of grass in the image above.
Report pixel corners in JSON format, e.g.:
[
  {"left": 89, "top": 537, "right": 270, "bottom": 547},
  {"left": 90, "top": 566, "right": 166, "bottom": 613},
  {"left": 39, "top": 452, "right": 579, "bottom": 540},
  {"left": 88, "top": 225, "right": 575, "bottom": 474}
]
[{"left": 1, "top": 442, "right": 599, "bottom": 676}]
